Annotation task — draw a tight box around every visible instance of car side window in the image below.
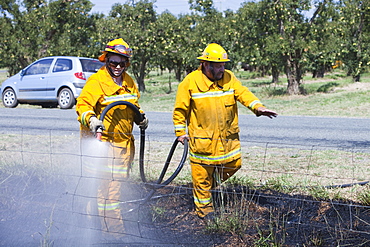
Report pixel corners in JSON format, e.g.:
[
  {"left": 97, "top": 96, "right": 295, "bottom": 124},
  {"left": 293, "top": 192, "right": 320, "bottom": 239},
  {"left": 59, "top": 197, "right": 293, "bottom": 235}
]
[
  {"left": 53, "top": 59, "right": 73, "bottom": 73},
  {"left": 80, "top": 59, "right": 104, "bottom": 72},
  {"left": 24, "top": 59, "right": 53, "bottom": 75}
]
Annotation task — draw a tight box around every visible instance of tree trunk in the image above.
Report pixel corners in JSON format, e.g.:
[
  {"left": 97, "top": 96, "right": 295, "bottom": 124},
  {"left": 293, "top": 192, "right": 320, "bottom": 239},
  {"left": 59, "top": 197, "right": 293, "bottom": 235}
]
[
  {"left": 271, "top": 66, "right": 279, "bottom": 83},
  {"left": 316, "top": 69, "right": 325, "bottom": 78},
  {"left": 175, "top": 60, "right": 183, "bottom": 81},
  {"left": 285, "top": 55, "right": 302, "bottom": 95},
  {"left": 354, "top": 74, "right": 361, "bottom": 82},
  {"left": 134, "top": 57, "right": 147, "bottom": 92},
  {"left": 167, "top": 75, "right": 172, "bottom": 94},
  {"left": 312, "top": 65, "right": 325, "bottom": 78}
]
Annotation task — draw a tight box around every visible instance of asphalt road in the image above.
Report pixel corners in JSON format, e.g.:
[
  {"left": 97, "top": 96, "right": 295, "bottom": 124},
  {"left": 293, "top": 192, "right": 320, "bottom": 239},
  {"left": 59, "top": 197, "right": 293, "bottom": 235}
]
[{"left": 0, "top": 107, "right": 369, "bottom": 150}]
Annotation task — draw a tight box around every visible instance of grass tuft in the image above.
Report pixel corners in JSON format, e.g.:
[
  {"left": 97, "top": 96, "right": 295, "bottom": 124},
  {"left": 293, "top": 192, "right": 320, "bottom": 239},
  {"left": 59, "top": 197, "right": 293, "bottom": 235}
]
[{"left": 358, "top": 185, "right": 370, "bottom": 205}]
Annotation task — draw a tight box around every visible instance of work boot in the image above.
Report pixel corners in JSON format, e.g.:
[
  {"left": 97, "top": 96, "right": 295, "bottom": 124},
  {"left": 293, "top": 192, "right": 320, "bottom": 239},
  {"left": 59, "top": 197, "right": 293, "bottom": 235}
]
[{"left": 199, "top": 211, "right": 216, "bottom": 223}]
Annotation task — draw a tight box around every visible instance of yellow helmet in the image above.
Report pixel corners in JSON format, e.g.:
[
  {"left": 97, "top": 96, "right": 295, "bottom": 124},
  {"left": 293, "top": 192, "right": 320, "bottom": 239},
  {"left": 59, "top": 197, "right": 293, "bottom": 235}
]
[
  {"left": 99, "top": 38, "right": 132, "bottom": 62},
  {"left": 197, "top": 43, "right": 230, "bottom": 62}
]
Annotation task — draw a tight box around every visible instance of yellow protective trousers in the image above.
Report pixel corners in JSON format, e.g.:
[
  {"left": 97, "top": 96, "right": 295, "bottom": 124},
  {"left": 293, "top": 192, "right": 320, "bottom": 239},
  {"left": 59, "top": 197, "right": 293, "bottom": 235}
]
[
  {"left": 96, "top": 142, "right": 134, "bottom": 236},
  {"left": 191, "top": 158, "right": 241, "bottom": 218}
]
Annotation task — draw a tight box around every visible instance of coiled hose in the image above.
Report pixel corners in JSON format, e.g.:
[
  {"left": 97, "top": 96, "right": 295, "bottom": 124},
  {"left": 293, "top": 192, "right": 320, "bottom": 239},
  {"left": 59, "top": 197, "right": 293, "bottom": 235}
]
[{"left": 99, "top": 101, "right": 188, "bottom": 204}]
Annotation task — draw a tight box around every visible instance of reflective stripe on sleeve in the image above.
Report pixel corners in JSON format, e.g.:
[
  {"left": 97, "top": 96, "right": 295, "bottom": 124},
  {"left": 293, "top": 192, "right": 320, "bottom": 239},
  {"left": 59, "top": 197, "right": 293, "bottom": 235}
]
[
  {"left": 174, "top": 124, "right": 186, "bottom": 132},
  {"left": 81, "top": 110, "right": 95, "bottom": 127},
  {"left": 249, "top": 100, "right": 262, "bottom": 109}
]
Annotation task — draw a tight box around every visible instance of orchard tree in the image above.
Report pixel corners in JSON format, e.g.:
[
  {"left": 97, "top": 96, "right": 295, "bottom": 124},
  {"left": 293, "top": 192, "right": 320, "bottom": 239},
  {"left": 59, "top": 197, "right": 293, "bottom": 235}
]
[
  {"left": 155, "top": 12, "right": 201, "bottom": 82},
  {"left": 47, "top": 0, "right": 100, "bottom": 58},
  {"left": 154, "top": 11, "right": 179, "bottom": 76},
  {"left": 154, "top": 11, "right": 181, "bottom": 81},
  {"left": 236, "top": 1, "right": 284, "bottom": 81},
  {"left": 189, "top": 0, "right": 240, "bottom": 70},
  {"left": 189, "top": 0, "right": 220, "bottom": 53},
  {"left": 0, "top": 0, "right": 52, "bottom": 74},
  {"left": 253, "top": 0, "right": 334, "bottom": 95},
  {"left": 0, "top": 0, "right": 98, "bottom": 75},
  {"left": 105, "top": 0, "right": 157, "bottom": 92},
  {"left": 337, "top": 0, "right": 370, "bottom": 82},
  {"left": 305, "top": 0, "right": 339, "bottom": 78},
  {"left": 264, "top": 0, "right": 311, "bottom": 95}
]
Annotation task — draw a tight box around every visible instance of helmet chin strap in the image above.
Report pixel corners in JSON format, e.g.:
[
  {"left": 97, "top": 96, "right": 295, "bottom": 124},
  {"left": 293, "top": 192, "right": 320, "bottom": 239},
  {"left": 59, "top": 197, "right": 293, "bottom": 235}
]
[{"left": 106, "top": 61, "right": 125, "bottom": 78}]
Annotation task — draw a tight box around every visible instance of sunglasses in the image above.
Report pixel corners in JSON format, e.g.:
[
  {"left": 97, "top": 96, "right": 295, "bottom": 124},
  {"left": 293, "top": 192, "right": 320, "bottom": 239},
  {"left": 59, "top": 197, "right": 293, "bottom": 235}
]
[{"left": 108, "top": 60, "right": 127, "bottom": 68}]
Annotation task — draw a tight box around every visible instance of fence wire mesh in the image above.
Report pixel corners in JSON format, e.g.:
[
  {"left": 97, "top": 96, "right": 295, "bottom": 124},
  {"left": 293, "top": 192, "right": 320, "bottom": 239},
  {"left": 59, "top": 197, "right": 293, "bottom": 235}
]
[{"left": 0, "top": 128, "right": 369, "bottom": 246}]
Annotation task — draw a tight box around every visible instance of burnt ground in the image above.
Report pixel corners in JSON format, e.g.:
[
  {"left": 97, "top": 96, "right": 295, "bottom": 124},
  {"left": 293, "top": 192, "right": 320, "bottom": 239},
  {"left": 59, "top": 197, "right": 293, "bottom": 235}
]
[
  {"left": 151, "top": 185, "right": 370, "bottom": 247},
  {"left": 0, "top": 173, "right": 370, "bottom": 247}
]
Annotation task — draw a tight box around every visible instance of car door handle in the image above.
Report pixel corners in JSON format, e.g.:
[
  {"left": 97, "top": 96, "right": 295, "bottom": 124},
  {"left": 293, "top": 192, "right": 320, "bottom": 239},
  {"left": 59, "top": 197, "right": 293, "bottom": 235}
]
[{"left": 40, "top": 77, "right": 45, "bottom": 80}]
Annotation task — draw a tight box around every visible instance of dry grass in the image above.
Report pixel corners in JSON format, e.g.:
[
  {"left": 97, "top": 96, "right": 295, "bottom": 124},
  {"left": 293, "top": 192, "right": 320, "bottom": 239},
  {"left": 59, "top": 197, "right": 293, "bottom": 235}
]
[
  {"left": 2, "top": 133, "right": 368, "bottom": 203},
  {"left": 1, "top": 131, "right": 370, "bottom": 245}
]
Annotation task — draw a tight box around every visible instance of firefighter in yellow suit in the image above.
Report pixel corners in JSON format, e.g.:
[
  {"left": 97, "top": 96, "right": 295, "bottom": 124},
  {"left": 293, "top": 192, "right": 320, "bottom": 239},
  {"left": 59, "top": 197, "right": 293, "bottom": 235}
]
[
  {"left": 173, "top": 43, "right": 277, "bottom": 219},
  {"left": 76, "top": 38, "right": 148, "bottom": 239}
]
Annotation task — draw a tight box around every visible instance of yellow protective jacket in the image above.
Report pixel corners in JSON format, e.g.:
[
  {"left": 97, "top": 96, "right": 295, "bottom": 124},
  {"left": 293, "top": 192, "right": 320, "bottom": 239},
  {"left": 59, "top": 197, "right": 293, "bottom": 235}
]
[
  {"left": 173, "top": 66, "right": 265, "bottom": 165},
  {"left": 76, "top": 66, "right": 143, "bottom": 147}
]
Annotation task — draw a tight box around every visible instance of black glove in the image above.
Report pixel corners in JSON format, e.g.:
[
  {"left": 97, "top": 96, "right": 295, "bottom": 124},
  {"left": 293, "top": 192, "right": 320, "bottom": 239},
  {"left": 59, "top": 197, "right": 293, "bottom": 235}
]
[{"left": 138, "top": 116, "right": 149, "bottom": 130}]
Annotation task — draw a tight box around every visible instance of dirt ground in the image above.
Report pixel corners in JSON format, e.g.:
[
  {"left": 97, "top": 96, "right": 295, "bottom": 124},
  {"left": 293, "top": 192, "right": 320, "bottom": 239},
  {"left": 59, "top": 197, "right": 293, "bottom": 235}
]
[{"left": 1, "top": 171, "right": 369, "bottom": 247}]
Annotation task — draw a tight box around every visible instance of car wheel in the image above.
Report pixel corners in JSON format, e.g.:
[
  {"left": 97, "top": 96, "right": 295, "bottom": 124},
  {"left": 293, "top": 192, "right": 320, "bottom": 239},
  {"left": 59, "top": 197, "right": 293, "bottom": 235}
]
[
  {"left": 2, "top": 88, "right": 19, "bottom": 108},
  {"left": 58, "top": 88, "right": 75, "bottom": 109}
]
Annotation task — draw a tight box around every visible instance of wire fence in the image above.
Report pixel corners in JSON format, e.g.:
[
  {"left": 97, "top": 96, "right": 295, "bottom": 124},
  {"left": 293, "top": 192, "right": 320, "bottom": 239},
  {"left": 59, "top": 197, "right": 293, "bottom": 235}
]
[{"left": 0, "top": 128, "right": 369, "bottom": 246}]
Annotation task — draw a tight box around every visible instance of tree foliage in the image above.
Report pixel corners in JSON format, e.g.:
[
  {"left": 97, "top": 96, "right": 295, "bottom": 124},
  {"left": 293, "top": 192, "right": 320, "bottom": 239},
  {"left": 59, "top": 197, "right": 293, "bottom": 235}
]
[
  {"left": 0, "top": 0, "right": 369, "bottom": 94},
  {"left": 337, "top": 0, "right": 370, "bottom": 82},
  {"left": 0, "top": 0, "right": 99, "bottom": 75}
]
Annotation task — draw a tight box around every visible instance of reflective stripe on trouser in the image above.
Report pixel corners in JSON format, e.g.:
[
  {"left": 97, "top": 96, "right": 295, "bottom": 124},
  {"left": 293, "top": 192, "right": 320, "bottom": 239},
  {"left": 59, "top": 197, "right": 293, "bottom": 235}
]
[
  {"left": 191, "top": 158, "right": 241, "bottom": 218},
  {"left": 97, "top": 142, "right": 135, "bottom": 235},
  {"left": 98, "top": 179, "right": 124, "bottom": 234}
]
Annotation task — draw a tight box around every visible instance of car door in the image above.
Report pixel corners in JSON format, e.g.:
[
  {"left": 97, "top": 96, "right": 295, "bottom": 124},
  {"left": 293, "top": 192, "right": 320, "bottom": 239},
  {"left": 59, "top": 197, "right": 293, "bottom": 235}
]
[
  {"left": 18, "top": 58, "right": 53, "bottom": 100},
  {"left": 46, "top": 58, "right": 74, "bottom": 98}
]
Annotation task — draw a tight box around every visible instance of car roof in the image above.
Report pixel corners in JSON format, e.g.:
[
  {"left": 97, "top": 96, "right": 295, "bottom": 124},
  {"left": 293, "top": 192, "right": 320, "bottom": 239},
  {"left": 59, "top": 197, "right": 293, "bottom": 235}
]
[{"left": 39, "top": 56, "right": 99, "bottom": 60}]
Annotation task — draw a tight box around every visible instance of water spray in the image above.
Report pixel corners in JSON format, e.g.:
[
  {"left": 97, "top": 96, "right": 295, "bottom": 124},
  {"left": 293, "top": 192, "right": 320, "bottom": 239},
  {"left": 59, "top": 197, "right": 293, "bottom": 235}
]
[{"left": 97, "top": 101, "right": 188, "bottom": 205}]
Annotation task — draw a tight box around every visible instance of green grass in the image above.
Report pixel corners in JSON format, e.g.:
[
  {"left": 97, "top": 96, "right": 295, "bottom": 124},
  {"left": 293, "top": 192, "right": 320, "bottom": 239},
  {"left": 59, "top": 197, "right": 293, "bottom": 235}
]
[
  {"left": 138, "top": 69, "right": 370, "bottom": 118},
  {"left": 0, "top": 68, "right": 8, "bottom": 82},
  {"left": 1, "top": 68, "right": 370, "bottom": 118},
  {"left": 358, "top": 185, "right": 370, "bottom": 205}
]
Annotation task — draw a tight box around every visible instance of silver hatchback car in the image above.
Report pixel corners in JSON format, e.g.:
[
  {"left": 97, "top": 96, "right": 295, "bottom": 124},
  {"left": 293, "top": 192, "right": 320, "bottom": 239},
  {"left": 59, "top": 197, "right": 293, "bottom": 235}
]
[{"left": 1, "top": 56, "right": 104, "bottom": 109}]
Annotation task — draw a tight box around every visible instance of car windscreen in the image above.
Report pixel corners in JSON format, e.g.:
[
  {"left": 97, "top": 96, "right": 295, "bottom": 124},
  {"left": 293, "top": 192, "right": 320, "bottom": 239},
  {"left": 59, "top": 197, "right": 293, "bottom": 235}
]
[{"left": 80, "top": 59, "right": 104, "bottom": 73}]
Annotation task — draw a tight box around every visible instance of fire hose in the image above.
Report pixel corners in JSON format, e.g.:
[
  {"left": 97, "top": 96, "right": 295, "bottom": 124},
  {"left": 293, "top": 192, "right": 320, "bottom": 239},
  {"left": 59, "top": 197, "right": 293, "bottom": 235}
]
[{"left": 98, "top": 100, "right": 188, "bottom": 204}]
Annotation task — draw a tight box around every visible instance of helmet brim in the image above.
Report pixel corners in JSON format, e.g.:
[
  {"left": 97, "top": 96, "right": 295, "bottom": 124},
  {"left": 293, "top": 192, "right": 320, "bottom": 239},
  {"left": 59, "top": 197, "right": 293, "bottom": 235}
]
[{"left": 197, "top": 57, "right": 230, "bottom": 62}]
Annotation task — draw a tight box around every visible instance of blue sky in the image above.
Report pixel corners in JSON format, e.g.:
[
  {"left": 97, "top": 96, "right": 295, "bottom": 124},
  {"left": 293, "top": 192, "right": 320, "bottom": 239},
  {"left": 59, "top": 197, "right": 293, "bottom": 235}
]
[{"left": 90, "top": 0, "right": 249, "bottom": 16}]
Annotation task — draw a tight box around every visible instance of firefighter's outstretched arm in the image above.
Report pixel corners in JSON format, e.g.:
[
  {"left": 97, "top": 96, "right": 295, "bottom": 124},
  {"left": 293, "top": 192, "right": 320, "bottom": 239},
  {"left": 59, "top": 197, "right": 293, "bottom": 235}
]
[{"left": 256, "top": 107, "right": 278, "bottom": 119}]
